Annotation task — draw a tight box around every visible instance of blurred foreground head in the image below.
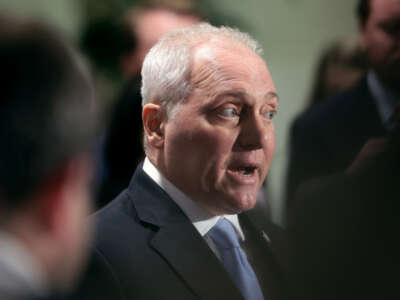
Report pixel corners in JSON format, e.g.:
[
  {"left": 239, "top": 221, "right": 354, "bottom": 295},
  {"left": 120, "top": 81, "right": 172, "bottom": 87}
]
[{"left": 0, "top": 17, "right": 97, "bottom": 296}]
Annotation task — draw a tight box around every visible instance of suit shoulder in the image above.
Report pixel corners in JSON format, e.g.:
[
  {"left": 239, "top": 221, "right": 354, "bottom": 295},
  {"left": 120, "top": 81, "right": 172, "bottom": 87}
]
[
  {"left": 72, "top": 246, "right": 125, "bottom": 300},
  {"left": 90, "top": 188, "right": 155, "bottom": 262},
  {"left": 292, "top": 80, "right": 369, "bottom": 136},
  {"left": 93, "top": 189, "right": 138, "bottom": 228}
]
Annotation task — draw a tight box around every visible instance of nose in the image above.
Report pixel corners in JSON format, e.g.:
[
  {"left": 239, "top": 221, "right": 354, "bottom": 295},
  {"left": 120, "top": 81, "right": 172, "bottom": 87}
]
[{"left": 235, "top": 114, "right": 269, "bottom": 151}]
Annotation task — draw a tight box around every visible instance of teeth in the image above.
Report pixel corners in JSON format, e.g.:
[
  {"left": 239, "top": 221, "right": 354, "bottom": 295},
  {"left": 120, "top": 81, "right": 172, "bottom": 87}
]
[{"left": 236, "top": 167, "right": 255, "bottom": 175}]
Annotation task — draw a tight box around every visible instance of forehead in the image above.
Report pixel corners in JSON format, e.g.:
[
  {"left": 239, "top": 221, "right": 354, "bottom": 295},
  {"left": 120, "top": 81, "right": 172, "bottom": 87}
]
[
  {"left": 190, "top": 39, "right": 275, "bottom": 97},
  {"left": 369, "top": 0, "right": 400, "bottom": 20}
]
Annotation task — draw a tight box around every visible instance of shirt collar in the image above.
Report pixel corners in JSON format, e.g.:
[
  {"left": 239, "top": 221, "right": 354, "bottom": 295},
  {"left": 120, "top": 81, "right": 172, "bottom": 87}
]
[
  {"left": 367, "top": 71, "right": 400, "bottom": 131},
  {"left": 142, "top": 157, "right": 245, "bottom": 241},
  {"left": 0, "top": 230, "right": 49, "bottom": 298}
]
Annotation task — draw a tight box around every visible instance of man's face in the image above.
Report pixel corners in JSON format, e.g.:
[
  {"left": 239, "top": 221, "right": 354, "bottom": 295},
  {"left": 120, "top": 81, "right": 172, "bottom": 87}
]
[
  {"left": 162, "top": 41, "right": 277, "bottom": 215},
  {"left": 361, "top": 0, "right": 400, "bottom": 86}
]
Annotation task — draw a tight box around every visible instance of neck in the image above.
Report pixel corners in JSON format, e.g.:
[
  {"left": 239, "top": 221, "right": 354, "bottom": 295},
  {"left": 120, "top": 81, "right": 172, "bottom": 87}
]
[
  {"left": 1, "top": 215, "right": 50, "bottom": 296},
  {"left": 3, "top": 211, "right": 55, "bottom": 292}
]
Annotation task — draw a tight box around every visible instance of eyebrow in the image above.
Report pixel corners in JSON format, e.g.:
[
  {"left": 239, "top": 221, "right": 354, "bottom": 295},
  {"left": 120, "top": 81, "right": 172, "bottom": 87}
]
[
  {"left": 265, "top": 91, "right": 279, "bottom": 102},
  {"left": 217, "top": 90, "right": 279, "bottom": 101}
]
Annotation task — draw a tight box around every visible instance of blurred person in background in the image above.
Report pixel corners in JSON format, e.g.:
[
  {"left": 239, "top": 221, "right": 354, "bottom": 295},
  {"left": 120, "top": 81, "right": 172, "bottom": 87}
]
[
  {"left": 307, "top": 38, "right": 367, "bottom": 107},
  {"left": 0, "top": 17, "right": 97, "bottom": 300},
  {"left": 288, "top": 1, "right": 400, "bottom": 298},
  {"left": 286, "top": 0, "right": 400, "bottom": 210},
  {"left": 96, "top": 0, "right": 202, "bottom": 208},
  {"left": 285, "top": 38, "right": 367, "bottom": 205},
  {"left": 119, "top": 0, "right": 203, "bottom": 79},
  {"left": 289, "top": 69, "right": 400, "bottom": 300}
]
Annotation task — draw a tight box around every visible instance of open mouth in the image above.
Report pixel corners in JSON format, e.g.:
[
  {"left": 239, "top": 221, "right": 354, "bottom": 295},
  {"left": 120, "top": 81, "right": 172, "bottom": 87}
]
[
  {"left": 233, "top": 166, "right": 257, "bottom": 176},
  {"left": 227, "top": 163, "right": 259, "bottom": 184}
]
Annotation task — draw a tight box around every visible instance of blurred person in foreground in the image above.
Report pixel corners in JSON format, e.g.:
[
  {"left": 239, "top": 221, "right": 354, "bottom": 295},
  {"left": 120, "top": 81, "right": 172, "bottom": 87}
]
[
  {"left": 96, "top": 0, "right": 202, "bottom": 208},
  {"left": 289, "top": 83, "right": 400, "bottom": 300},
  {"left": 0, "top": 18, "right": 97, "bottom": 300},
  {"left": 288, "top": 1, "right": 400, "bottom": 298},
  {"left": 75, "top": 23, "right": 288, "bottom": 300},
  {"left": 286, "top": 0, "right": 400, "bottom": 209}
]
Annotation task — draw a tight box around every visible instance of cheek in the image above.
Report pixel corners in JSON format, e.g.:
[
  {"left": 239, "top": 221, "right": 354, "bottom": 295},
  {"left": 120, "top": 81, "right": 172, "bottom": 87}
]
[
  {"left": 365, "top": 30, "right": 392, "bottom": 57},
  {"left": 201, "top": 129, "right": 238, "bottom": 176},
  {"left": 269, "top": 130, "right": 275, "bottom": 155},
  {"left": 170, "top": 125, "right": 235, "bottom": 161},
  {"left": 262, "top": 128, "right": 275, "bottom": 171}
]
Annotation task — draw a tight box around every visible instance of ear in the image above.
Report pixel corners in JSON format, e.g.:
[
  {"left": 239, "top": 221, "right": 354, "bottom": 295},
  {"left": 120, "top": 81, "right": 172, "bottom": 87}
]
[
  {"left": 35, "top": 165, "right": 68, "bottom": 233},
  {"left": 142, "top": 103, "right": 166, "bottom": 148},
  {"left": 35, "top": 157, "right": 91, "bottom": 236},
  {"left": 358, "top": 21, "right": 367, "bottom": 50}
]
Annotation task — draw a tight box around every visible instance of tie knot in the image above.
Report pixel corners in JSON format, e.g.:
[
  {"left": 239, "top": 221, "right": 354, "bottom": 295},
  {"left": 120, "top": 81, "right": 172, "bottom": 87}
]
[{"left": 208, "top": 218, "right": 240, "bottom": 249}]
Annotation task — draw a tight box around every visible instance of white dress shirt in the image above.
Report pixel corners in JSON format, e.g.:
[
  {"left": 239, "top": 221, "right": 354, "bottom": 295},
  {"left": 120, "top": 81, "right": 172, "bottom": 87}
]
[
  {"left": 368, "top": 71, "right": 400, "bottom": 131},
  {"left": 0, "top": 230, "right": 48, "bottom": 300},
  {"left": 143, "top": 157, "right": 245, "bottom": 260}
]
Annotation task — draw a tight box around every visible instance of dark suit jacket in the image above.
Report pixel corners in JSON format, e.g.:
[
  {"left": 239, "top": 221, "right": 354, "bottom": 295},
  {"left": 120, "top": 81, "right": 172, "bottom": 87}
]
[
  {"left": 286, "top": 77, "right": 386, "bottom": 207},
  {"left": 30, "top": 295, "right": 79, "bottom": 300},
  {"left": 75, "top": 166, "right": 288, "bottom": 300},
  {"left": 289, "top": 135, "right": 400, "bottom": 300}
]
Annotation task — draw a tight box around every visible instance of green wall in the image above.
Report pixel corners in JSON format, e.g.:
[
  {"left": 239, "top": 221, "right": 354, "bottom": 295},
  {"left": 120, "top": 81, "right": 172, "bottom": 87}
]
[{"left": 0, "top": 0, "right": 84, "bottom": 40}]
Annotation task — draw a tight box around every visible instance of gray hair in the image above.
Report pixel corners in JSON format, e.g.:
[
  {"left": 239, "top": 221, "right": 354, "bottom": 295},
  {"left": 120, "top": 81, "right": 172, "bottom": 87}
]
[{"left": 141, "top": 22, "right": 263, "bottom": 116}]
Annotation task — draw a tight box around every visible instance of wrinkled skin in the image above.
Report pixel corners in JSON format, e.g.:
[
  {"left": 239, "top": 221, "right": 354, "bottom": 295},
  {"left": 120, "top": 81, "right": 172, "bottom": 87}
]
[{"left": 160, "top": 40, "right": 278, "bottom": 215}]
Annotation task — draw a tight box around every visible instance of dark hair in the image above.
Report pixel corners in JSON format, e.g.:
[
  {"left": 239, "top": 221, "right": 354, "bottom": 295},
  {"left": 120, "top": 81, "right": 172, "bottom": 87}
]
[
  {"left": 357, "top": 0, "right": 371, "bottom": 26},
  {"left": 308, "top": 39, "right": 367, "bottom": 106},
  {"left": 0, "top": 19, "right": 97, "bottom": 210},
  {"left": 80, "top": 18, "right": 136, "bottom": 77}
]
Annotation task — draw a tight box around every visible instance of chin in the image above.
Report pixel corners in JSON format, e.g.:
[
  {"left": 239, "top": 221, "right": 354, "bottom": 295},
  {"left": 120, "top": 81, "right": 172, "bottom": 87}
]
[{"left": 223, "top": 192, "right": 258, "bottom": 214}]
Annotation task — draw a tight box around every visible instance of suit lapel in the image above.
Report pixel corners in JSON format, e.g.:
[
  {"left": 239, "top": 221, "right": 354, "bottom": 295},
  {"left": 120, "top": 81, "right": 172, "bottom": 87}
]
[
  {"left": 240, "top": 210, "right": 288, "bottom": 271},
  {"left": 239, "top": 212, "right": 288, "bottom": 300},
  {"left": 130, "top": 167, "right": 244, "bottom": 300},
  {"left": 150, "top": 222, "right": 244, "bottom": 300}
]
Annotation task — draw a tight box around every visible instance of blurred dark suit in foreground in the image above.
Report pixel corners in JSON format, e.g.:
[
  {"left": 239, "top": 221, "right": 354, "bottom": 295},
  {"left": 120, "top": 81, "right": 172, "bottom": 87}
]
[
  {"left": 289, "top": 132, "right": 400, "bottom": 300},
  {"left": 286, "top": 0, "right": 400, "bottom": 208}
]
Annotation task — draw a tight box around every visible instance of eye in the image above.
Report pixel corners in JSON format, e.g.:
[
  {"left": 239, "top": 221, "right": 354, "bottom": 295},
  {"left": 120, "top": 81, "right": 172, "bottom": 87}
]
[
  {"left": 264, "top": 110, "right": 277, "bottom": 120},
  {"left": 381, "top": 21, "right": 400, "bottom": 36},
  {"left": 220, "top": 107, "right": 239, "bottom": 118}
]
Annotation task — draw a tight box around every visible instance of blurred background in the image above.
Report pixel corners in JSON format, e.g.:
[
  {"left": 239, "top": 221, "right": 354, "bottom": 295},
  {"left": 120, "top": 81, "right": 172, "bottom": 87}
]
[{"left": 0, "top": 0, "right": 359, "bottom": 225}]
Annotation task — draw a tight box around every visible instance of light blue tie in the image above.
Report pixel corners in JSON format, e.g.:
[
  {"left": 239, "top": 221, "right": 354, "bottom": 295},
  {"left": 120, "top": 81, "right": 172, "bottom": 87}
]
[{"left": 207, "top": 218, "right": 264, "bottom": 300}]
